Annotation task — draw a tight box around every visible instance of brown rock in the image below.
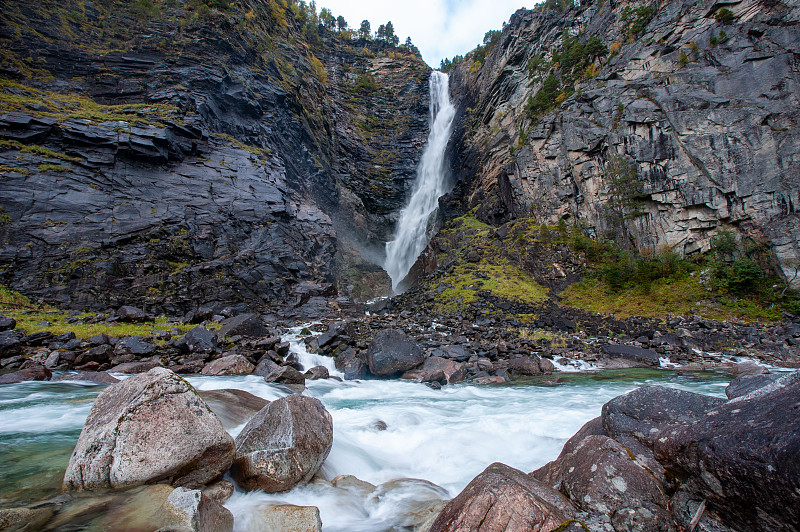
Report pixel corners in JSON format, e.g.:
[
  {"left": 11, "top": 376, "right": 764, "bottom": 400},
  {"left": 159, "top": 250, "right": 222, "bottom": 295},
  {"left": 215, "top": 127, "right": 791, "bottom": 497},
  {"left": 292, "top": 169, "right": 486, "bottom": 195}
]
[
  {"left": 0, "top": 507, "right": 54, "bottom": 532},
  {"left": 0, "top": 366, "right": 52, "bottom": 385},
  {"left": 430, "top": 462, "right": 574, "bottom": 532},
  {"left": 231, "top": 395, "right": 333, "bottom": 492},
  {"left": 402, "top": 356, "right": 468, "bottom": 384},
  {"left": 104, "top": 484, "right": 233, "bottom": 532},
  {"left": 200, "top": 354, "right": 255, "bottom": 376},
  {"left": 53, "top": 371, "right": 120, "bottom": 385},
  {"left": 109, "top": 360, "right": 162, "bottom": 374},
  {"left": 245, "top": 504, "right": 321, "bottom": 532}
]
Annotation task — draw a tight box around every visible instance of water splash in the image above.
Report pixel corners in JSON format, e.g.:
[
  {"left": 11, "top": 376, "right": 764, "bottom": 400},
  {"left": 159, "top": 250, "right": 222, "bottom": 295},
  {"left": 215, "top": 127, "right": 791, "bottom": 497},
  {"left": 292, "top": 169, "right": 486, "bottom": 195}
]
[{"left": 384, "top": 71, "right": 456, "bottom": 291}]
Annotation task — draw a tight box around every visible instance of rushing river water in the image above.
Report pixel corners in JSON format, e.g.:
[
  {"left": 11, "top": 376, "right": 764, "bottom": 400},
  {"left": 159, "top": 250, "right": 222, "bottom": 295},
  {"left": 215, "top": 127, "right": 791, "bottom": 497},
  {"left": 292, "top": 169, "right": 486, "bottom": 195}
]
[{"left": 0, "top": 327, "right": 733, "bottom": 531}]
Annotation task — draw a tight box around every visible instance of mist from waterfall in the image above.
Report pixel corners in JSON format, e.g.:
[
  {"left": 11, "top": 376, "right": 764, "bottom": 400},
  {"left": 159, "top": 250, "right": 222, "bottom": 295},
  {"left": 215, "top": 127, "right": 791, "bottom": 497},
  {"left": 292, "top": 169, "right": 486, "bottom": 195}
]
[{"left": 384, "top": 71, "right": 456, "bottom": 291}]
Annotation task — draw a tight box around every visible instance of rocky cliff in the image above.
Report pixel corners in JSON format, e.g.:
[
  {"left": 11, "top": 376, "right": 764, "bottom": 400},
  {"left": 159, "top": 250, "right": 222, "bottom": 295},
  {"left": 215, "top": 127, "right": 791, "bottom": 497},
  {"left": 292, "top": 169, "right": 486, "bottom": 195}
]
[
  {"left": 0, "top": 0, "right": 430, "bottom": 315},
  {"left": 445, "top": 0, "right": 800, "bottom": 287}
]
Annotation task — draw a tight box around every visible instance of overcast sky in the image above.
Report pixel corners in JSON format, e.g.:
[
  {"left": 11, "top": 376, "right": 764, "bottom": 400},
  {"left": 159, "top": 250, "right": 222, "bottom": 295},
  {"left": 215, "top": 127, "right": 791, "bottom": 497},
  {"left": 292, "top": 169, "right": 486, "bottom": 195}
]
[{"left": 316, "top": 0, "right": 529, "bottom": 67}]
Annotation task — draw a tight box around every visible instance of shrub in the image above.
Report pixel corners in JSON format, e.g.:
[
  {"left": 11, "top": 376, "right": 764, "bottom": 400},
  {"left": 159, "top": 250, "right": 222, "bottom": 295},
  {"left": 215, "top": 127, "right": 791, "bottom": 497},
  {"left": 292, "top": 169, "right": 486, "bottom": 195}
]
[{"left": 715, "top": 8, "right": 734, "bottom": 24}]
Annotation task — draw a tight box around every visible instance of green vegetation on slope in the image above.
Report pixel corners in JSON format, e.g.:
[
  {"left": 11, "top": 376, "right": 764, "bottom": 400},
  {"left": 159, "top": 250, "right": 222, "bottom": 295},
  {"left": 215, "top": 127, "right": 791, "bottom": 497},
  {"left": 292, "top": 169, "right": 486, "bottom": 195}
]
[{"left": 0, "top": 285, "right": 215, "bottom": 339}]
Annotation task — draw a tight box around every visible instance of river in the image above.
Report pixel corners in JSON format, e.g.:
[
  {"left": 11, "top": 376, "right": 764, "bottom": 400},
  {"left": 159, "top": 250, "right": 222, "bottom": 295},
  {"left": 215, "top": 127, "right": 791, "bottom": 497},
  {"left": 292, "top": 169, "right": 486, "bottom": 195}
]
[{"left": 0, "top": 326, "right": 731, "bottom": 531}]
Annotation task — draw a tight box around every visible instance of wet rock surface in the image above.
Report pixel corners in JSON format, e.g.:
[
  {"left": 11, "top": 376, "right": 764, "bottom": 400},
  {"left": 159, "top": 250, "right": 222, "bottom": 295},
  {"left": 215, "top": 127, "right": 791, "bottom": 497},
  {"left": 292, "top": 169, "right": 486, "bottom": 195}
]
[
  {"left": 63, "top": 368, "right": 235, "bottom": 491},
  {"left": 430, "top": 462, "right": 574, "bottom": 532},
  {"left": 231, "top": 394, "right": 333, "bottom": 493}
]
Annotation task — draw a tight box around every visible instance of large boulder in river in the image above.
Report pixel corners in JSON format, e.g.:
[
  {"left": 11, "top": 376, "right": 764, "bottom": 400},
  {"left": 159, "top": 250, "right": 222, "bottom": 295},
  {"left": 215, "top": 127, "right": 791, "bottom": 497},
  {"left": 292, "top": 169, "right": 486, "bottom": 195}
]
[
  {"left": 654, "top": 372, "right": 800, "bottom": 532},
  {"left": 535, "top": 435, "right": 675, "bottom": 532},
  {"left": 600, "top": 344, "right": 660, "bottom": 367},
  {"left": 367, "top": 329, "right": 424, "bottom": 377},
  {"left": 602, "top": 385, "right": 725, "bottom": 449},
  {"left": 231, "top": 394, "right": 333, "bottom": 492},
  {"left": 63, "top": 367, "right": 235, "bottom": 491},
  {"left": 430, "top": 462, "right": 574, "bottom": 532}
]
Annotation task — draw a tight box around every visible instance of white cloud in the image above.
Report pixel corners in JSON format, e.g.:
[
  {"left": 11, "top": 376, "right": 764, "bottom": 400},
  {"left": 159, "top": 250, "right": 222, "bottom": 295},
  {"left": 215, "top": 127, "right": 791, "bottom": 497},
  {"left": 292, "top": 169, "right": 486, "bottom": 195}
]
[{"left": 315, "top": 0, "right": 528, "bottom": 67}]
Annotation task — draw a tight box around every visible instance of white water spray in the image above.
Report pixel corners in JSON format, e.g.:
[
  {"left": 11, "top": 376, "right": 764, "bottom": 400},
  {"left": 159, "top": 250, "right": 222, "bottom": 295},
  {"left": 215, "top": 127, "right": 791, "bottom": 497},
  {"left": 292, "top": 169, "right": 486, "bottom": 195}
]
[{"left": 384, "top": 71, "right": 456, "bottom": 291}]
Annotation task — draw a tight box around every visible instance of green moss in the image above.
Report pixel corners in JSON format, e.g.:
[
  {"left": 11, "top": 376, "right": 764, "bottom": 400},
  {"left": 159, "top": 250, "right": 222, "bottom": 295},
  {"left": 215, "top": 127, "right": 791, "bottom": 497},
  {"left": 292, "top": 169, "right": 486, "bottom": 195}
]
[
  {"left": 1, "top": 140, "right": 82, "bottom": 163},
  {"left": 38, "top": 164, "right": 71, "bottom": 172}
]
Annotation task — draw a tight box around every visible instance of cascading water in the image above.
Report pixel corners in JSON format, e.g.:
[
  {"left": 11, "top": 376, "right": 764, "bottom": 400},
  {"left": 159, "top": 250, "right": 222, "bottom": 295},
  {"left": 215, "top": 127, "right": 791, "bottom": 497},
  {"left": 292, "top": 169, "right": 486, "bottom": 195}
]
[{"left": 384, "top": 71, "right": 456, "bottom": 291}]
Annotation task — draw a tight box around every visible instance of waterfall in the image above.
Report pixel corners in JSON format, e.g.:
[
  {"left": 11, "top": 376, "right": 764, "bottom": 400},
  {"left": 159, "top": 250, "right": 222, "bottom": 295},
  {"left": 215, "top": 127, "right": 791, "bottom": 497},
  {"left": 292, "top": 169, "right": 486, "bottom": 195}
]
[{"left": 384, "top": 71, "right": 456, "bottom": 291}]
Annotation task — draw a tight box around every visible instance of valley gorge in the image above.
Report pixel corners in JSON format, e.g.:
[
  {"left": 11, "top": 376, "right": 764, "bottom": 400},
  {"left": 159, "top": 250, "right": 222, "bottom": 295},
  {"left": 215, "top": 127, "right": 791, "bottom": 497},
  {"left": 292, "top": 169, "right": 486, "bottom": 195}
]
[{"left": 1, "top": 0, "right": 800, "bottom": 531}]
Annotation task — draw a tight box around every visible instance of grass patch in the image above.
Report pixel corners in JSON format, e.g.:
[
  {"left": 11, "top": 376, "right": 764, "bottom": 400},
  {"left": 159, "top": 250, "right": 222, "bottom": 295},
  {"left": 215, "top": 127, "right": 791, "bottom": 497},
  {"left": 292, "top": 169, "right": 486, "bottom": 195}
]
[
  {"left": 434, "top": 262, "right": 547, "bottom": 314},
  {"left": 0, "top": 80, "right": 180, "bottom": 127},
  {"left": 0, "top": 284, "right": 215, "bottom": 340}
]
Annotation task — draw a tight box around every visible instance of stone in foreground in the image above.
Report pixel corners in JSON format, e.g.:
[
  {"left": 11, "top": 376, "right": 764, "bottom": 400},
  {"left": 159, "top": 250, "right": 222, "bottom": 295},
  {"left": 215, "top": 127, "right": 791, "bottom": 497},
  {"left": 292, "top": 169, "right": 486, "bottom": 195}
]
[
  {"left": 104, "top": 484, "right": 233, "bottom": 532},
  {"left": 231, "top": 394, "right": 333, "bottom": 492},
  {"left": 63, "top": 367, "right": 235, "bottom": 491},
  {"left": 654, "top": 372, "right": 800, "bottom": 532},
  {"left": 245, "top": 504, "right": 322, "bottom": 532},
  {"left": 430, "top": 462, "right": 574, "bottom": 532}
]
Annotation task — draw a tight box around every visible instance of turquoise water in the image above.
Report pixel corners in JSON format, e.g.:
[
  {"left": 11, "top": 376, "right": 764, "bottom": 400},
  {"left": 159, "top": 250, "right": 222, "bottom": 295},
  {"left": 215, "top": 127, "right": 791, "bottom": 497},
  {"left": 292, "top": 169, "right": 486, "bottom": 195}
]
[{"left": 0, "top": 366, "right": 730, "bottom": 530}]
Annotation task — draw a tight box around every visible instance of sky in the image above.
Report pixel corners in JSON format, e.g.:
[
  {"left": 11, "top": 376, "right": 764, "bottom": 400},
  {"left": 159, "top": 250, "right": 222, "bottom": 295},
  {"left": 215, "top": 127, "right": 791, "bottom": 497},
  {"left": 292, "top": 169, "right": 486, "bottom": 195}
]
[{"left": 315, "top": 0, "right": 530, "bottom": 67}]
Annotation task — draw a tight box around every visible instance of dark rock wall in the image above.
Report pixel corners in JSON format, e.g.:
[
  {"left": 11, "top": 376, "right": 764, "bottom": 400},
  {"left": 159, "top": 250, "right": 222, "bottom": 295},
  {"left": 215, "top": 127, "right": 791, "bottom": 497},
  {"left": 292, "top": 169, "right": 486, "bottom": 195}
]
[
  {"left": 446, "top": 0, "right": 800, "bottom": 286},
  {"left": 0, "top": 1, "right": 431, "bottom": 312}
]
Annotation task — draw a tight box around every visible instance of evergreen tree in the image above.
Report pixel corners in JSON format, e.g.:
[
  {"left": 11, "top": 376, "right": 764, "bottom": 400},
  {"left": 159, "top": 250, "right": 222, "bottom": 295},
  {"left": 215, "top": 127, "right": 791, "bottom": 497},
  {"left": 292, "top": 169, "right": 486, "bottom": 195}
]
[
  {"left": 336, "top": 15, "right": 347, "bottom": 32},
  {"left": 385, "top": 21, "right": 399, "bottom": 46},
  {"left": 319, "top": 7, "right": 335, "bottom": 30},
  {"left": 376, "top": 24, "right": 386, "bottom": 41},
  {"left": 358, "top": 20, "right": 371, "bottom": 40}
]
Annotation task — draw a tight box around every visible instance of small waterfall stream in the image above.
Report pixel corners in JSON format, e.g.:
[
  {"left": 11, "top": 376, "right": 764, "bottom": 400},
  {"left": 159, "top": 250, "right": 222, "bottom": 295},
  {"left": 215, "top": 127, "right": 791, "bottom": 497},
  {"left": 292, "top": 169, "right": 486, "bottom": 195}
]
[{"left": 384, "top": 71, "right": 456, "bottom": 291}]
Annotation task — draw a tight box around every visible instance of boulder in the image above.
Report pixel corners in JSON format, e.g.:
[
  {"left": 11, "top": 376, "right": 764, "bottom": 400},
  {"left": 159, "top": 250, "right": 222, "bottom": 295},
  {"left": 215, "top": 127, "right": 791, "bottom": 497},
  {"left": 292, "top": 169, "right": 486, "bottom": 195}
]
[
  {"left": 184, "top": 326, "right": 218, "bottom": 353},
  {"left": 331, "top": 474, "right": 376, "bottom": 497},
  {"left": 245, "top": 504, "right": 321, "bottom": 532},
  {"left": 53, "top": 371, "right": 120, "bottom": 385},
  {"left": 304, "top": 365, "right": 330, "bottom": 380},
  {"left": 0, "top": 366, "right": 52, "bottom": 385},
  {"left": 538, "top": 435, "right": 674, "bottom": 532},
  {"left": 725, "top": 373, "right": 782, "bottom": 399},
  {"left": 367, "top": 329, "right": 424, "bottom": 377},
  {"left": 216, "top": 313, "right": 268, "bottom": 339},
  {"left": 75, "top": 344, "right": 113, "bottom": 365},
  {"left": 431, "top": 344, "right": 472, "bottom": 362},
  {"left": 0, "top": 330, "right": 22, "bottom": 359},
  {"left": 202, "top": 479, "right": 235, "bottom": 505},
  {"left": 104, "top": 484, "right": 233, "bottom": 532},
  {"left": 253, "top": 354, "right": 281, "bottom": 377},
  {"left": 430, "top": 462, "right": 575, "bottom": 532},
  {"left": 401, "top": 356, "right": 468, "bottom": 384},
  {"left": 0, "top": 507, "right": 54, "bottom": 532},
  {"left": 600, "top": 344, "right": 660, "bottom": 367},
  {"left": 116, "top": 305, "right": 148, "bottom": 322},
  {"left": 200, "top": 354, "right": 254, "bottom": 376},
  {"left": 114, "top": 336, "right": 156, "bottom": 356},
  {"left": 264, "top": 366, "right": 306, "bottom": 391},
  {"left": 63, "top": 368, "right": 235, "bottom": 491},
  {"left": 231, "top": 394, "right": 333, "bottom": 492},
  {"left": 199, "top": 389, "right": 269, "bottom": 430},
  {"left": 334, "top": 347, "right": 367, "bottom": 380},
  {"left": 506, "top": 356, "right": 548, "bottom": 376},
  {"left": 602, "top": 385, "right": 725, "bottom": 449},
  {"left": 0, "top": 315, "right": 16, "bottom": 331},
  {"left": 654, "top": 373, "right": 800, "bottom": 532}
]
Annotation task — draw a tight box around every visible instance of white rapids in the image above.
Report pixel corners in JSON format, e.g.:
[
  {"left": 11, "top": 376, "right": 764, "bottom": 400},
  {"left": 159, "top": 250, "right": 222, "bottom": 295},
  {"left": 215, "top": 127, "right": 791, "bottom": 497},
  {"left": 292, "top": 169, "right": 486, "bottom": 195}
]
[
  {"left": 384, "top": 71, "right": 456, "bottom": 291},
  {"left": 0, "top": 325, "right": 732, "bottom": 531}
]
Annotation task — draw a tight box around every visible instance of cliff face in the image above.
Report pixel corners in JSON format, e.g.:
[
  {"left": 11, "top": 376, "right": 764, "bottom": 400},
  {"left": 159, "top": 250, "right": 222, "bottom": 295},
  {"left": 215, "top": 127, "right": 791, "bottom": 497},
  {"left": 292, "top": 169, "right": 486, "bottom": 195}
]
[
  {"left": 0, "top": 0, "right": 430, "bottom": 314},
  {"left": 446, "top": 0, "right": 800, "bottom": 286}
]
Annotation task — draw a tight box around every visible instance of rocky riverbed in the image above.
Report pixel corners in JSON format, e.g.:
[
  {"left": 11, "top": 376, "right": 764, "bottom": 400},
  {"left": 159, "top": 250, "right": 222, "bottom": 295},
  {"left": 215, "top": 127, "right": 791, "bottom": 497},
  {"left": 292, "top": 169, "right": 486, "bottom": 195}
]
[{"left": 0, "top": 304, "right": 798, "bottom": 531}]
